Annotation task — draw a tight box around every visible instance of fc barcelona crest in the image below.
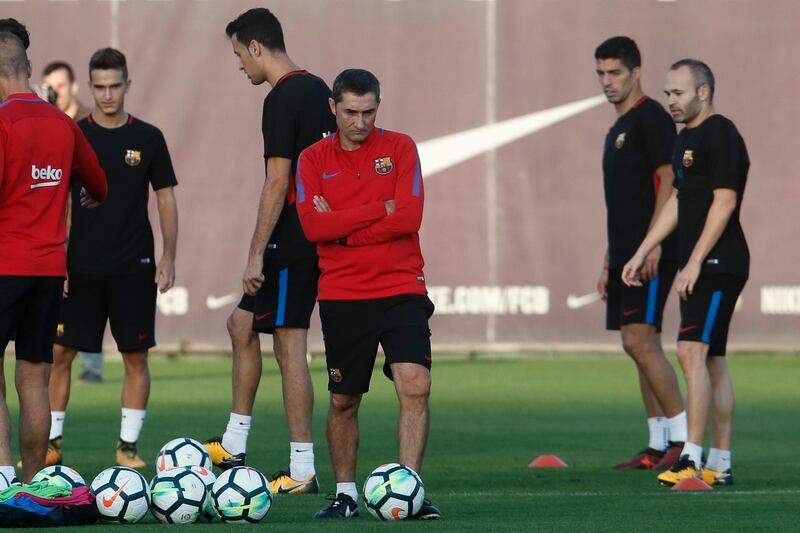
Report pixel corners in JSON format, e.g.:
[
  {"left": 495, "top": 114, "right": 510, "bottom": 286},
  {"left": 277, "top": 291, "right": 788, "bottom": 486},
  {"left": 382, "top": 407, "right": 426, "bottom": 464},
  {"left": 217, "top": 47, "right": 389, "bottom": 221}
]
[
  {"left": 682, "top": 150, "right": 694, "bottom": 167},
  {"left": 374, "top": 156, "right": 394, "bottom": 175},
  {"left": 329, "top": 368, "right": 343, "bottom": 383},
  {"left": 125, "top": 149, "right": 142, "bottom": 167},
  {"left": 615, "top": 132, "right": 626, "bottom": 149}
]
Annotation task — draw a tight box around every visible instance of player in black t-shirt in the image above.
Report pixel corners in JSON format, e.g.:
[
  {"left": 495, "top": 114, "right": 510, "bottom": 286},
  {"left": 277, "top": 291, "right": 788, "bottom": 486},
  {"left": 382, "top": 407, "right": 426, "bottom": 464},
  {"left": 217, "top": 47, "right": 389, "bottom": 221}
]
[
  {"left": 595, "top": 37, "right": 686, "bottom": 471},
  {"left": 204, "top": 9, "right": 335, "bottom": 496},
  {"left": 623, "top": 59, "right": 749, "bottom": 487},
  {"left": 46, "top": 48, "right": 178, "bottom": 469}
]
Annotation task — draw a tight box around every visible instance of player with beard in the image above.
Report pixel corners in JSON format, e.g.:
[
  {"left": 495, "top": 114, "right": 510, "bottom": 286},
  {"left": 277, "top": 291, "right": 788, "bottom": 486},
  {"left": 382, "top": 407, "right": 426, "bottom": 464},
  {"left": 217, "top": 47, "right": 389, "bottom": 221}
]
[
  {"left": 595, "top": 36, "right": 687, "bottom": 471},
  {"left": 623, "top": 59, "right": 749, "bottom": 486}
]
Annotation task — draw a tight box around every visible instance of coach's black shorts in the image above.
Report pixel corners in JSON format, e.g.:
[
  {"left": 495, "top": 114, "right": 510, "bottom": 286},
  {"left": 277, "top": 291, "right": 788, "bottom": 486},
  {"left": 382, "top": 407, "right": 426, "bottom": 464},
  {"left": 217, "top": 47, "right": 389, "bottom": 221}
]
[
  {"left": 238, "top": 251, "right": 319, "bottom": 334},
  {"left": 55, "top": 270, "right": 157, "bottom": 353},
  {"left": 607, "top": 261, "right": 678, "bottom": 333},
  {"left": 319, "top": 294, "right": 434, "bottom": 395},
  {"left": 0, "top": 276, "right": 63, "bottom": 363},
  {"left": 678, "top": 273, "right": 746, "bottom": 357}
]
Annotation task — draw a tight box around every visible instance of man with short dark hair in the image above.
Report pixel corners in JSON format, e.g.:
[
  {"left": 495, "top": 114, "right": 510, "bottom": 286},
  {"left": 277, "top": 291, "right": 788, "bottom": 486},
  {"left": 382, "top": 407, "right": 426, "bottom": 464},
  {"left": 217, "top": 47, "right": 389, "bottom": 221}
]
[
  {"left": 297, "top": 68, "right": 440, "bottom": 520},
  {"left": 204, "top": 8, "right": 335, "bottom": 496},
  {"left": 46, "top": 47, "right": 178, "bottom": 469},
  {"left": 42, "top": 62, "right": 91, "bottom": 121},
  {"left": 0, "top": 32, "right": 106, "bottom": 483},
  {"left": 0, "top": 19, "right": 28, "bottom": 50},
  {"left": 623, "top": 59, "right": 749, "bottom": 487},
  {"left": 594, "top": 36, "right": 687, "bottom": 471}
]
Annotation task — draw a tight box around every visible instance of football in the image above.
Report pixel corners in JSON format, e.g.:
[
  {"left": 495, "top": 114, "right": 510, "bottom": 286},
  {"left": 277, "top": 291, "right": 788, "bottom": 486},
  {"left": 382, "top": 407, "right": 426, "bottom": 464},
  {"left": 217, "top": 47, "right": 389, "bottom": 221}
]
[
  {"left": 363, "top": 463, "right": 425, "bottom": 521},
  {"left": 154, "top": 437, "right": 212, "bottom": 473},
  {"left": 31, "top": 465, "right": 85, "bottom": 490},
  {"left": 189, "top": 465, "right": 218, "bottom": 522},
  {"left": 211, "top": 466, "right": 272, "bottom": 523},
  {"left": 149, "top": 467, "right": 206, "bottom": 524},
  {"left": 90, "top": 466, "right": 150, "bottom": 524}
]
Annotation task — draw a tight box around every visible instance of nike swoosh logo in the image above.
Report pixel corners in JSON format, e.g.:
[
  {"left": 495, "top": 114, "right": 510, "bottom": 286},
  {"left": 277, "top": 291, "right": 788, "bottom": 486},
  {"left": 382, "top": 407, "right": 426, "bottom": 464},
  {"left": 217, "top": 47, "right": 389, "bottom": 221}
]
[
  {"left": 391, "top": 507, "right": 403, "bottom": 521},
  {"left": 680, "top": 325, "right": 698, "bottom": 333},
  {"left": 255, "top": 312, "right": 272, "bottom": 320},
  {"left": 418, "top": 95, "right": 605, "bottom": 177},
  {"left": 102, "top": 480, "right": 128, "bottom": 507},
  {"left": 206, "top": 293, "right": 239, "bottom": 310},
  {"left": 566, "top": 293, "right": 601, "bottom": 309},
  {"left": 322, "top": 171, "right": 341, "bottom": 180},
  {"left": 623, "top": 308, "right": 640, "bottom": 317},
  {"left": 138, "top": 333, "right": 148, "bottom": 341},
  {"left": 158, "top": 448, "right": 168, "bottom": 472}
]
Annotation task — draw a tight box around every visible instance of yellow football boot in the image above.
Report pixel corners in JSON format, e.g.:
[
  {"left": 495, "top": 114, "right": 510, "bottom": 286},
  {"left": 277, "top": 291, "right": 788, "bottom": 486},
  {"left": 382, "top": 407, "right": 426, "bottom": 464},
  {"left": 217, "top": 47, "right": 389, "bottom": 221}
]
[
  {"left": 269, "top": 470, "right": 320, "bottom": 495},
  {"left": 657, "top": 455, "right": 700, "bottom": 486},
  {"left": 203, "top": 437, "right": 246, "bottom": 471},
  {"left": 116, "top": 440, "right": 146, "bottom": 469}
]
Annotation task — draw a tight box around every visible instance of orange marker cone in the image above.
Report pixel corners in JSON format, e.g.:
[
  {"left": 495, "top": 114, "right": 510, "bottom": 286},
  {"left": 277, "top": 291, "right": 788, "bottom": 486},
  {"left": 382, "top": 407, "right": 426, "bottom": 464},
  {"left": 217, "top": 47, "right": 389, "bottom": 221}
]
[
  {"left": 528, "top": 455, "right": 568, "bottom": 468},
  {"left": 671, "top": 477, "right": 713, "bottom": 491}
]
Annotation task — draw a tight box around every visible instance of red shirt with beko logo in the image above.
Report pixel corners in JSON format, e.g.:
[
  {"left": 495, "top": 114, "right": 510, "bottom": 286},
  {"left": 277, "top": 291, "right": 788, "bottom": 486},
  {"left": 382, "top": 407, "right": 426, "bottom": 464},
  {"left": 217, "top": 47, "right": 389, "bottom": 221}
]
[
  {"left": 296, "top": 127, "right": 427, "bottom": 300},
  {"left": 0, "top": 93, "right": 107, "bottom": 276}
]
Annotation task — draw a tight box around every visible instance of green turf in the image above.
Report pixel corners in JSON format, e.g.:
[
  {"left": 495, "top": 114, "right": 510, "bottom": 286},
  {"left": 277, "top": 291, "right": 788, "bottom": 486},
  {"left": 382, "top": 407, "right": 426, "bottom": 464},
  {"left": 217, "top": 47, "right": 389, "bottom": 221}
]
[{"left": 4, "top": 353, "right": 799, "bottom": 531}]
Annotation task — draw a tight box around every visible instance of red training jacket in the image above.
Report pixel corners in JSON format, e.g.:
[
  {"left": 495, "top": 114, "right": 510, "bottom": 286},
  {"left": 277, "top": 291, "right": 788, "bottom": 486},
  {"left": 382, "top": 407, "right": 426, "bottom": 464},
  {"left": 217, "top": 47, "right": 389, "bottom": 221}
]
[
  {"left": 297, "top": 127, "right": 427, "bottom": 300},
  {"left": 0, "top": 93, "right": 107, "bottom": 276}
]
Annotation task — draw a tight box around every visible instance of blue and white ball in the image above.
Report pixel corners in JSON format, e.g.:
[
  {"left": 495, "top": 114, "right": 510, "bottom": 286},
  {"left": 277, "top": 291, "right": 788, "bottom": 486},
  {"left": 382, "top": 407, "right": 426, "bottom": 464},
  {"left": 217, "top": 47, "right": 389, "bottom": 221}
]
[
  {"left": 363, "top": 463, "right": 425, "bottom": 521},
  {"left": 211, "top": 466, "right": 272, "bottom": 523},
  {"left": 149, "top": 467, "right": 206, "bottom": 524},
  {"left": 155, "top": 437, "right": 212, "bottom": 473}
]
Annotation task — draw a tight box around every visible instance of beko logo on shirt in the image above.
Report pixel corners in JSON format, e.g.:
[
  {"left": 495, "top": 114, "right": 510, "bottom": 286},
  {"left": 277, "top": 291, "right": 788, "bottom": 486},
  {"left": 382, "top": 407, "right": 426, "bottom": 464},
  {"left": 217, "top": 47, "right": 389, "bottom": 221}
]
[{"left": 30, "top": 165, "right": 63, "bottom": 189}]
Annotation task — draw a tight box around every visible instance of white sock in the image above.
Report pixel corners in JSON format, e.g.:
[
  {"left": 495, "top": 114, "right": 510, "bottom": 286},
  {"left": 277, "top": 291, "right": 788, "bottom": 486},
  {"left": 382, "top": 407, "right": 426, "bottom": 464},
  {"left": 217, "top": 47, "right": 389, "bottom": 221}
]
[
  {"left": 336, "top": 482, "right": 358, "bottom": 501},
  {"left": 680, "top": 441, "right": 704, "bottom": 467},
  {"left": 647, "top": 417, "right": 668, "bottom": 451},
  {"left": 119, "top": 408, "right": 146, "bottom": 443},
  {"left": 222, "top": 413, "right": 251, "bottom": 455},
  {"left": 49, "top": 411, "right": 66, "bottom": 440},
  {"left": 289, "top": 442, "right": 315, "bottom": 479},
  {"left": 0, "top": 466, "right": 16, "bottom": 482},
  {"left": 667, "top": 411, "right": 688, "bottom": 443},
  {"left": 705, "top": 448, "right": 731, "bottom": 472}
]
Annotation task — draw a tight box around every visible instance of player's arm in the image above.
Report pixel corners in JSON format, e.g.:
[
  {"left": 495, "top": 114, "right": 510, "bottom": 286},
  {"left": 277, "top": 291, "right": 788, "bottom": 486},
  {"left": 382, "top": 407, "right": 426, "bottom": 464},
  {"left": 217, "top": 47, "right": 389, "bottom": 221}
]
[
  {"left": 154, "top": 186, "right": 178, "bottom": 293},
  {"left": 621, "top": 189, "right": 678, "bottom": 287},
  {"left": 344, "top": 139, "right": 424, "bottom": 246},
  {"left": 243, "top": 156, "right": 291, "bottom": 296},
  {"left": 673, "top": 188, "right": 737, "bottom": 300},
  {"left": 296, "top": 151, "right": 388, "bottom": 242},
  {"left": 639, "top": 163, "right": 675, "bottom": 280},
  {"left": 70, "top": 122, "right": 107, "bottom": 203}
]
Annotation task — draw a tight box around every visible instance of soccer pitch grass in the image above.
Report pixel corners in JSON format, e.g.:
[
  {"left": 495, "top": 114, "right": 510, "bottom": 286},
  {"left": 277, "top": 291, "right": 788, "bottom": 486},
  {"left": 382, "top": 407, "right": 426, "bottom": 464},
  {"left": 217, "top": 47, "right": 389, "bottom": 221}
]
[{"left": 5, "top": 352, "right": 799, "bottom": 532}]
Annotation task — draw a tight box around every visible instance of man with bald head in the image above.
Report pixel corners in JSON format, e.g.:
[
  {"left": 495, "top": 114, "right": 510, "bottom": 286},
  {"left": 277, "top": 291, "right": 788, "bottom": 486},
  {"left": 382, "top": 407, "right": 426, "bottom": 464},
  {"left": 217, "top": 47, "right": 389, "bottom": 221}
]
[{"left": 0, "top": 32, "right": 107, "bottom": 483}]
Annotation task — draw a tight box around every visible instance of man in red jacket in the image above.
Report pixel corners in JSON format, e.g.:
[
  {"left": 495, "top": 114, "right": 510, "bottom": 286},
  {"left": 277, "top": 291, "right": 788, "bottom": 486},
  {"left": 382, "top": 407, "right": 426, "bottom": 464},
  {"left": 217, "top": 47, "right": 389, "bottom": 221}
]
[
  {"left": 297, "top": 69, "right": 440, "bottom": 520},
  {"left": 0, "top": 32, "right": 106, "bottom": 483}
]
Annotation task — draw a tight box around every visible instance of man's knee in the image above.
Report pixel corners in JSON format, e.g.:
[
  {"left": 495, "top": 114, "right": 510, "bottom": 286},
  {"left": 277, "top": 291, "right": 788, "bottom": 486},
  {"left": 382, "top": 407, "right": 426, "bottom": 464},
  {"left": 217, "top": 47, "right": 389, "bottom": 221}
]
[
  {"left": 227, "top": 309, "right": 255, "bottom": 344},
  {"left": 121, "top": 352, "right": 149, "bottom": 374},
  {"left": 330, "top": 393, "right": 360, "bottom": 414},
  {"left": 677, "top": 342, "right": 707, "bottom": 372},
  {"left": 620, "top": 325, "right": 656, "bottom": 359},
  {"left": 393, "top": 364, "right": 431, "bottom": 403},
  {"left": 52, "top": 345, "right": 78, "bottom": 369}
]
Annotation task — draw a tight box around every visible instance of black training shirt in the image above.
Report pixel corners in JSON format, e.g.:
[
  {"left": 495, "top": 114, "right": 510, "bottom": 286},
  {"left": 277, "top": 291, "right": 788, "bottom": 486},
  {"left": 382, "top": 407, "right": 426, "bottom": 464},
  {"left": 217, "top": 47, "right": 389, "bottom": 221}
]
[
  {"left": 68, "top": 114, "right": 177, "bottom": 274},
  {"left": 672, "top": 114, "right": 749, "bottom": 278},
  {"left": 603, "top": 96, "right": 678, "bottom": 268},
  {"left": 262, "top": 70, "right": 337, "bottom": 257}
]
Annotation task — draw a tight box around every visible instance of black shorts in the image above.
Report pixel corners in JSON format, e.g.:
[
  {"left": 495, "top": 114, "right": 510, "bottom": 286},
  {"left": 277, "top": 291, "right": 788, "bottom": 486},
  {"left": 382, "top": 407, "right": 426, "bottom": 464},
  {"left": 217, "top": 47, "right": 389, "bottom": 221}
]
[
  {"left": 238, "top": 252, "right": 319, "bottom": 334},
  {"left": 0, "top": 276, "right": 63, "bottom": 363},
  {"left": 678, "top": 273, "right": 746, "bottom": 357},
  {"left": 55, "top": 270, "right": 157, "bottom": 353},
  {"left": 319, "top": 294, "right": 434, "bottom": 395},
  {"left": 607, "top": 261, "right": 678, "bottom": 333}
]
